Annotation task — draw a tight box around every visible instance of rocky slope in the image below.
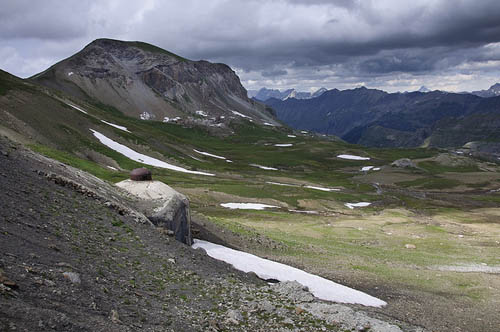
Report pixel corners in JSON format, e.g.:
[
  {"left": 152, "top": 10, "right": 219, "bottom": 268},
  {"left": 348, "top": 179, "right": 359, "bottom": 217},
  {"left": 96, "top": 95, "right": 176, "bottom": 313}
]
[
  {"left": 265, "top": 87, "right": 500, "bottom": 148},
  {"left": 31, "top": 39, "right": 278, "bottom": 127},
  {"left": 0, "top": 136, "right": 428, "bottom": 332}
]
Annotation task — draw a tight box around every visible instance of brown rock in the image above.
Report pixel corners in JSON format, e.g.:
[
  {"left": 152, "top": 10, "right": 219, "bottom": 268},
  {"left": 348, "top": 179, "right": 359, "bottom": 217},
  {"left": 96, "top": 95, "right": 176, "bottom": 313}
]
[{"left": 130, "top": 168, "right": 152, "bottom": 181}]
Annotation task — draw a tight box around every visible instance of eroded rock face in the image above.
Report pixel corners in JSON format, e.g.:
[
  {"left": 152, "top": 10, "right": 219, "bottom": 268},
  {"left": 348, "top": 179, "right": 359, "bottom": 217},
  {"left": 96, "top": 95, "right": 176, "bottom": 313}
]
[{"left": 115, "top": 180, "right": 192, "bottom": 245}]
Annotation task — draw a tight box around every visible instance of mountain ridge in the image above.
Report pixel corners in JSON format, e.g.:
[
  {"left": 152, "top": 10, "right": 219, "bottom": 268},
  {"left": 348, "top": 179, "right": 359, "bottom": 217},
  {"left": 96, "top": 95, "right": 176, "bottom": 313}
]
[
  {"left": 31, "top": 38, "right": 279, "bottom": 128},
  {"left": 265, "top": 86, "right": 500, "bottom": 148}
]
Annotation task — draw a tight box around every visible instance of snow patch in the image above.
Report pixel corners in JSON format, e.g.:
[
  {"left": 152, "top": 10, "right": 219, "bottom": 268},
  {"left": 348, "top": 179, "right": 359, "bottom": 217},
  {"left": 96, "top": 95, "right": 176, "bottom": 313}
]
[
  {"left": 192, "top": 239, "right": 386, "bottom": 307},
  {"left": 196, "top": 110, "right": 208, "bottom": 117},
  {"left": 274, "top": 143, "right": 293, "bottom": 147},
  {"left": 64, "top": 102, "right": 88, "bottom": 114},
  {"left": 373, "top": 167, "right": 381, "bottom": 171},
  {"left": 287, "top": 135, "right": 297, "bottom": 138},
  {"left": 305, "top": 185, "right": 340, "bottom": 192},
  {"left": 100, "top": 120, "right": 130, "bottom": 133},
  {"left": 89, "top": 129, "right": 214, "bottom": 176},
  {"left": 231, "top": 110, "right": 251, "bottom": 119},
  {"left": 263, "top": 122, "right": 275, "bottom": 126},
  {"left": 220, "top": 203, "right": 278, "bottom": 210},
  {"left": 67, "top": 71, "right": 74, "bottom": 76},
  {"left": 250, "top": 164, "right": 278, "bottom": 171},
  {"left": 106, "top": 166, "right": 118, "bottom": 171},
  {"left": 361, "top": 166, "right": 374, "bottom": 172},
  {"left": 345, "top": 202, "right": 372, "bottom": 209},
  {"left": 337, "top": 154, "right": 371, "bottom": 160},
  {"left": 266, "top": 181, "right": 295, "bottom": 187},
  {"left": 193, "top": 149, "right": 226, "bottom": 160}
]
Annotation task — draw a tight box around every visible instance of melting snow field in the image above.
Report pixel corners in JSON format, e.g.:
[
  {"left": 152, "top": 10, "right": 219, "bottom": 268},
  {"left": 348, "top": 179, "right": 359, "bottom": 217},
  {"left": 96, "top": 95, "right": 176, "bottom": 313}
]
[
  {"left": 193, "top": 149, "right": 226, "bottom": 160},
  {"left": 100, "top": 120, "right": 130, "bottom": 132},
  {"left": 220, "top": 203, "right": 278, "bottom": 210},
  {"left": 250, "top": 164, "right": 278, "bottom": 171},
  {"left": 337, "top": 154, "right": 371, "bottom": 160},
  {"left": 345, "top": 202, "right": 372, "bottom": 209},
  {"left": 274, "top": 143, "right": 293, "bottom": 147},
  {"left": 192, "top": 239, "right": 386, "bottom": 307},
  {"left": 90, "top": 129, "right": 214, "bottom": 176}
]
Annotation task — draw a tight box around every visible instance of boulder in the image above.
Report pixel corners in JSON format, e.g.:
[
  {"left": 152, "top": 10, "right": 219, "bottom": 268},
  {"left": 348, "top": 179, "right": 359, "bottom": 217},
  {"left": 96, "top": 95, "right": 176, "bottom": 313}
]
[
  {"left": 115, "top": 180, "right": 192, "bottom": 245},
  {"left": 391, "top": 158, "right": 416, "bottom": 168},
  {"left": 130, "top": 168, "right": 152, "bottom": 181}
]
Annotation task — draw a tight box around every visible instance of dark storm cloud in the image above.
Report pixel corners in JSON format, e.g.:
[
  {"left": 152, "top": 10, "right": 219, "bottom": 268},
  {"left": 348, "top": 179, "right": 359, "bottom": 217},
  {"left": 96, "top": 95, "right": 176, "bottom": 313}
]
[
  {"left": 0, "top": 0, "right": 89, "bottom": 40},
  {"left": 2, "top": 0, "right": 500, "bottom": 91}
]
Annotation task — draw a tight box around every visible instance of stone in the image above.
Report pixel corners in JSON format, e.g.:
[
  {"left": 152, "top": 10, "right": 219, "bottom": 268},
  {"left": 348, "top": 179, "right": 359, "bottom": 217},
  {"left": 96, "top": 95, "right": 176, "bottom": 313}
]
[
  {"left": 295, "top": 307, "right": 304, "bottom": 315},
  {"left": 130, "top": 168, "right": 152, "bottom": 181},
  {"left": 391, "top": 158, "right": 417, "bottom": 168},
  {"left": 115, "top": 180, "right": 192, "bottom": 245},
  {"left": 110, "top": 309, "right": 121, "bottom": 323},
  {"left": 62, "top": 272, "right": 81, "bottom": 284},
  {"left": 225, "top": 309, "right": 243, "bottom": 324},
  {"left": 270, "top": 281, "right": 314, "bottom": 303}
]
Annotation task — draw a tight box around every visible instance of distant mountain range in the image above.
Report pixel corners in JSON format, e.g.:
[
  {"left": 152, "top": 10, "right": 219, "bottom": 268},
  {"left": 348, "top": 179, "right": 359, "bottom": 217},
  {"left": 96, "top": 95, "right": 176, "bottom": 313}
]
[
  {"left": 264, "top": 86, "right": 500, "bottom": 148},
  {"left": 248, "top": 87, "right": 328, "bottom": 101}
]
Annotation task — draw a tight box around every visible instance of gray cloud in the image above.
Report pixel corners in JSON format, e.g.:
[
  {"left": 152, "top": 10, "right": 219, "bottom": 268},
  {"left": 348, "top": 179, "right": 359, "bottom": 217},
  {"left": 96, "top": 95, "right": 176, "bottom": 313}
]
[{"left": 1, "top": 0, "right": 500, "bottom": 92}]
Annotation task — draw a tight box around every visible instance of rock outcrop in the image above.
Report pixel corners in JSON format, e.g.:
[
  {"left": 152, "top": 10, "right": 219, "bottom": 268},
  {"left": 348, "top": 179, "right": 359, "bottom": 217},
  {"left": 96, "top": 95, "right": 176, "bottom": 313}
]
[
  {"left": 115, "top": 179, "right": 192, "bottom": 245},
  {"left": 391, "top": 158, "right": 417, "bottom": 168}
]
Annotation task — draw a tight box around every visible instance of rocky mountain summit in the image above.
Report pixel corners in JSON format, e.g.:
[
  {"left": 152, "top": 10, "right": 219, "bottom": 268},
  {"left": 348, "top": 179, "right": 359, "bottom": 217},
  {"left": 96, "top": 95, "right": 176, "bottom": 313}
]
[
  {"left": 471, "top": 83, "right": 500, "bottom": 97},
  {"left": 31, "top": 39, "right": 277, "bottom": 127}
]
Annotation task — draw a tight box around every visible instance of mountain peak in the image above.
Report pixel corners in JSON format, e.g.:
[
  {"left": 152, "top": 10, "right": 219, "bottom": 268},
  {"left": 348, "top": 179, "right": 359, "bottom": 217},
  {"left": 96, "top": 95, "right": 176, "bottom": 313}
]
[{"left": 31, "top": 38, "right": 278, "bottom": 128}]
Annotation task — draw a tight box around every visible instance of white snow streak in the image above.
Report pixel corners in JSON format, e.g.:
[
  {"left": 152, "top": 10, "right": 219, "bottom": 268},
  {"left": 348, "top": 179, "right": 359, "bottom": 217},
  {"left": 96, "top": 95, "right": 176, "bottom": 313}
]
[
  {"left": 100, "top": 120, "right": 130, "bottom": 132},
  {"left": 305, "top": 185, "right": 340, "bottom": 192},
  {"left": 193, "top": 149, "right": 226, "bottom": 160},
  {"left": 361, "top": 166, "right": 374, "bottom": 171},
  {"left": 192, "top": 239, "right": 386, "bottom": 307},
  {"left": 89, "top": 129, "right": 214, "bottom": 176},
  {"left": 287, "top": 135, "right": 297, "bottom": 138},
  {"left": 220, "top": 203, "right": 278, "bottom": 210},
  {"left": 231, "top": 111, "right": 251, "bottom": 119},
  {"left": 337, "top": 154, "right": 371, "bottom": 160},
  {"left": 65, "top": 102, "right": 88, "bottom": 114},
  {"left": 345, "top": 202, "right": 372, "bottom": 209},
  {"left": 250, "top": 164, "right": 278, "bottom": 171},
  {"left": 274, "top": 143, "right": 293, "bottom": 147}
]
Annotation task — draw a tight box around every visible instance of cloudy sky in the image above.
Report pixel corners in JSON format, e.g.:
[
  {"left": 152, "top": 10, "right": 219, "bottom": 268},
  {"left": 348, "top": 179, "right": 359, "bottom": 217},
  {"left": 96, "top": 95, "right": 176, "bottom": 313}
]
[{"left": 2, "top": 0, "right": 500, "bottom": 93}]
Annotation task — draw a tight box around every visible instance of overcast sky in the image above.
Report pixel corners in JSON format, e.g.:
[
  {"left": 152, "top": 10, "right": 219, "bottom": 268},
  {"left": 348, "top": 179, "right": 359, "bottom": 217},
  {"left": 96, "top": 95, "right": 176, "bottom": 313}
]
[{"left": 2, "top": 0, "right": 500, "bottom": 93}]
